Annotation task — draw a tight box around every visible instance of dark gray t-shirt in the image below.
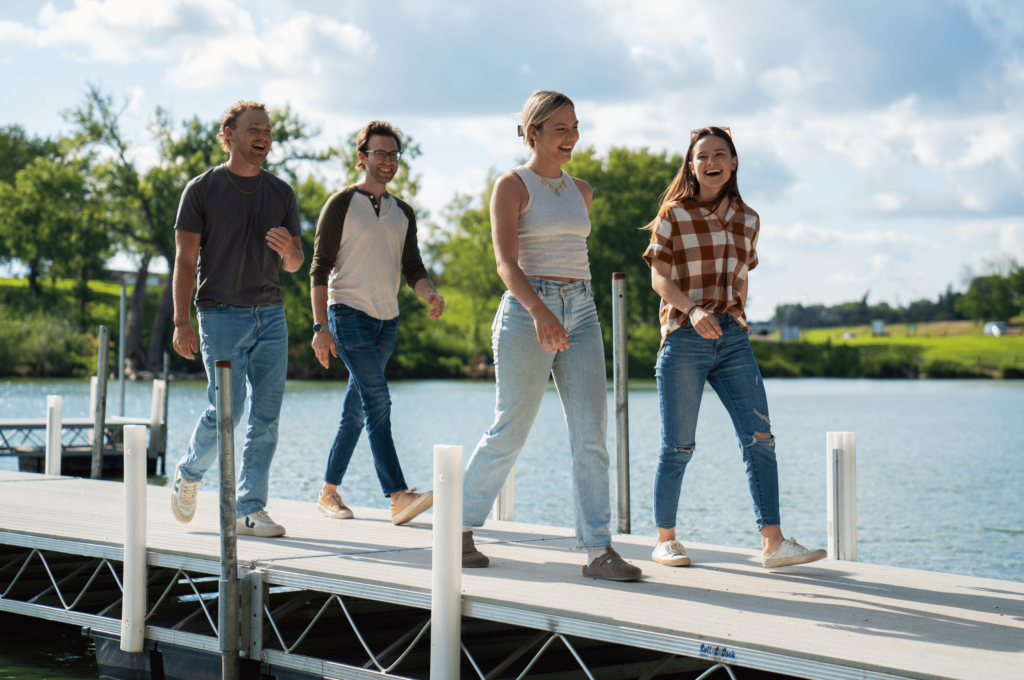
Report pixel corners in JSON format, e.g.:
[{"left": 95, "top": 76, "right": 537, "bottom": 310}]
[{"left": 174, "top": 165, "right": 301, "bottom": 309}]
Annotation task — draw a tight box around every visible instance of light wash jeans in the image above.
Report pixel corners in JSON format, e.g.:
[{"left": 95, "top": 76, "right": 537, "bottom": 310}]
[
  {"left": 177, "top": 304, "right": 288, "bottom": 518},
  {"left": 322, "top": 303, "right": 407, "bottom": 496},
  {"left": 654, "top": 313, "right": 780, "bottom": 530},
  {"left": 463, "top": 277, "right": 612, "bottom": 550}
]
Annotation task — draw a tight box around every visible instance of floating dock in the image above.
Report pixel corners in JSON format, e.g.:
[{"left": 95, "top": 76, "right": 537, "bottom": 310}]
[{"left": 0, "top": 470, "right": 1021, "bottom": 680}]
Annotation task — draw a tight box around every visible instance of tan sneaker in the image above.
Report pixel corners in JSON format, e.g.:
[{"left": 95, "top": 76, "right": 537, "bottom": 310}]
[
  {"left": 762, "top": 537, "right": 827, "bottom": 569},
  {"left": 317, "top": 490, "right": 353, "bottom": 519},
  {"left": 170, "top": 465, "right": 201, "bottom": 524},
  {"left": 582, "top": 547, "right": 642, "bottom": 582},
  {"left": 462, "top": 530, "right": 489, "bottom": 568},
  {"left": 390, "top": 488, "right": 434, "bottom": 525}
]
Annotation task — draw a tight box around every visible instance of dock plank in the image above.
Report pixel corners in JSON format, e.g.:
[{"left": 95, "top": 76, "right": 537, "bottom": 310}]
[{"left": 0, "top": 471, "right": 1020, "bottom": 680}]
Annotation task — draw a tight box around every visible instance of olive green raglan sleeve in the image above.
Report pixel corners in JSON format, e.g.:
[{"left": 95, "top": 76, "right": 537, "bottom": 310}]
[
  {"left": 310, "top": 188, "right": 356, "bottom": 288},
  {"left": 397, "top": 199, "right": 430, "bottom": 288}
]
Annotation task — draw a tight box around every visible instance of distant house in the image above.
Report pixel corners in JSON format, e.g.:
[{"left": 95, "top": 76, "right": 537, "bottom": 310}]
[
  {"left": 871, "top": 319, "right": 886, "bottom": 337},
  {"left": 781, "top": 325, "right": 800, "bottom": 341},
  {"left": 748, "top": 321, "right": 775, "bottom": 336},
  {"left": 108, "top": 270, "right": 167, "bottom": 288}
]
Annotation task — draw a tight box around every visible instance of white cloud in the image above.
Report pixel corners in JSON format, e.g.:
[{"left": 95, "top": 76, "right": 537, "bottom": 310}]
[{"left": 762, "top": 222, "right": 931, "bottom": 248}]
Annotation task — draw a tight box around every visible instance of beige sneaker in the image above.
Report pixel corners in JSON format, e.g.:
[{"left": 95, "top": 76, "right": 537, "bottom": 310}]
[
  {"left": 170, "top": 465, "right": 201, "bottom": 524},
  {"left": 237, "top": 510, "right": 286, "bottom": 538},
  {"left": 318, "top": 490, "right": 353, "bottom": 519},
  {"left": 763, "top": 537, "right": 826, "bottom": 569},
  {"left": 390, "top": 488, "right": 434, "bottom": 525},
  {"left": 582, "top": 548, "right": 642, "bottom": 582},
  {"left": 652, "top": 540, "right": 691, "bottom": 567}
]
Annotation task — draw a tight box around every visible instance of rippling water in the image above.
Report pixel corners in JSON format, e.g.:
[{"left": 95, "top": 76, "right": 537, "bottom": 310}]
[{"left": 2, "top": 377, "right": 1021, "bottom": 582}]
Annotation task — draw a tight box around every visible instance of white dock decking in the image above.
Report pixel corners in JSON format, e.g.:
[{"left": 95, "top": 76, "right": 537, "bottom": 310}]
[{"left": 0, "top": 470, "right": 1021, "bottom": 680}]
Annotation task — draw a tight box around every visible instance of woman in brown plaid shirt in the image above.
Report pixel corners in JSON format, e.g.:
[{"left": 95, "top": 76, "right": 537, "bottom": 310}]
[{"left": 643, "top": 127, "right": 826, "bottom": 570}]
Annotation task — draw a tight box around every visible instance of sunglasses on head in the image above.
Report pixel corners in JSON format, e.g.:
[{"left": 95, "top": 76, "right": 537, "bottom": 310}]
[{"left": 690, "top": 126, "right": 732, "bottom": 142}]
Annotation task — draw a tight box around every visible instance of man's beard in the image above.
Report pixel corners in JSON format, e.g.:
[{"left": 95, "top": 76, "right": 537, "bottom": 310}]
[{"left": 238, "top": 144, "right": 268, "bottom": 167}]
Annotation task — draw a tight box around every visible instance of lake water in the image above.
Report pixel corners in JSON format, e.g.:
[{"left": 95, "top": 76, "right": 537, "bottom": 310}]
[
  {"left": 2, "top": 377, "right": 1021, "bottom": 582},
  {"left": 1, "top": 377, "right": 1022, "bottom": 676}
]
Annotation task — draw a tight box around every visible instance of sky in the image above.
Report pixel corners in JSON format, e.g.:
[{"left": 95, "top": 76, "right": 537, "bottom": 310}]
[{"left": 2, "top": 0, "right": 1023, "bottom": 320}]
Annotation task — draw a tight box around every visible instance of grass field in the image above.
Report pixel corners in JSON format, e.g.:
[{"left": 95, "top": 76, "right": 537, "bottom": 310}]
[{"left": 787, "top": 320, "right": 1024, "bottom": 375}]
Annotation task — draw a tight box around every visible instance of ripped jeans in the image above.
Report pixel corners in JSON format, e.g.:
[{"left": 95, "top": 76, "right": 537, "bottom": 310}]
[{"left": 654, "top": 313, "right": 780, "bottom": 530}]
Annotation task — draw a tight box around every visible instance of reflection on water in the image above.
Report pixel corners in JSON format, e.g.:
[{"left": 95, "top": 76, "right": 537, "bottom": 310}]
[{"left": 1, "top": 377, "right": 1022, "bottom": 583}]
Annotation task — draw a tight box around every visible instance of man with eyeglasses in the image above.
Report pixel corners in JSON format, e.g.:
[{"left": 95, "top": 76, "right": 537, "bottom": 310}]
[{"left": 309, "top": 121, "right": 444, "bottom": 525}]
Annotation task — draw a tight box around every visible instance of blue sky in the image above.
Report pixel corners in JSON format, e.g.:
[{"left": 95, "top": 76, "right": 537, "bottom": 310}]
[{"left": 2, "top": 0, "right": 1023, "bottom": 320}]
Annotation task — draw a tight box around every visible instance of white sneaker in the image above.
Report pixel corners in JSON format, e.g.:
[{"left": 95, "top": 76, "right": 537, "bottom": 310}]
[
  {"left": 170, "top": 465, "right": 201, "bottom": 524},
  {"left": 237, "top": 510, "right": 286, "bottom": 537},
  {"left": 762, "top": 537, "right": 826, "bottom": 569},
  {"left": 652, "top": 540, "right": 691, "bottom": 567}
]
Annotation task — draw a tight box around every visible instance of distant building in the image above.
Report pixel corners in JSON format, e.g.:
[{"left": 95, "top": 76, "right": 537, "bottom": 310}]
[
  {"left": 871, "top": 319, "right": 885, "bottom": 336},
  {"left": 781, "top": 325, "right": 800, "bottom": 341},
  {"left": 108, "top": 270, "right": 167, "bottom": 288}
]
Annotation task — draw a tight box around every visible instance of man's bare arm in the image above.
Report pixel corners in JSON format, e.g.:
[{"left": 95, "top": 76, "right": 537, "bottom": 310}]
[{"left": 172, "top": 231, "right": 201, "bottom": 359}]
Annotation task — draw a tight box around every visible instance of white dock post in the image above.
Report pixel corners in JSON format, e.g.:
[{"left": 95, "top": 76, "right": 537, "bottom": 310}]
[
  {"left": 149, "top": 379, "right": 167, "bottom": 459},
  {"left": 826, "top": 432, "right": 857, "bottom": 561},
  {"left": 431, "top": 444, "right": 463, "bottom": 680},
  {"left": 45, "top": 395, "right": 63, "bottom": 476},
  {"left": 493, "top": 466, "right": 515, "bottom": 522},
  {"left": 121, "top": 424, "right": 147, "bottom": 653},
  {"left": 118, "top": 284, "right": 126, "bottom": 417}
]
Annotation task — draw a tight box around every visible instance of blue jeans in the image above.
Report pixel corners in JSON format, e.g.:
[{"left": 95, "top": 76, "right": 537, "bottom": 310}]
[
  {"left": 463, "top": 277, "right": 611, "bottom": 550},
  {"left": 322, "top": 304, "right": 407, "bottom": 496},
  {"left": 654, "top": 314, "right": 780, "bottom": 530},
  {"left": 178, "top": 304, "right": 288, "bottom": 518}
]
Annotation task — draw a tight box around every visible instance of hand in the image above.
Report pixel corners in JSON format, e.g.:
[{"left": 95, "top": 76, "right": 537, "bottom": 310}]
[
  {"left": 312, "top": 329, "right": 338, "bottom": 369},
  {"left": 533, "top": 306, "right": 570, "bottom": 352},
  {"left": 266, "top": 227, "right": 300, "bottom": 265},
  {"left": 173, "top": 323, "right": 199, "bottom": 359},
  {"left": 425, "top": 292, "right": 445, "bottom": 319},
  {"left": 689, "top": 306, "right": 722, "bottom": 339}
]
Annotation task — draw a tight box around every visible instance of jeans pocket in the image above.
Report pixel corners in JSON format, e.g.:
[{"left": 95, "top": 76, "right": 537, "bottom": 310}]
[{"left": 201, "top": 304, "right": 231, "bottom": 314}]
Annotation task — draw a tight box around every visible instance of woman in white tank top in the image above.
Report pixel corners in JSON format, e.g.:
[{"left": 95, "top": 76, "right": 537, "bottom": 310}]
[{"left": 460, "top": 91, "right": 642, "bottom": 582}]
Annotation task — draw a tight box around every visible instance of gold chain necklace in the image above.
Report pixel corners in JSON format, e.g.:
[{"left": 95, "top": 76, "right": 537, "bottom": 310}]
[{"left": 224, "top": 165, "right": 262, "bottom": 195}]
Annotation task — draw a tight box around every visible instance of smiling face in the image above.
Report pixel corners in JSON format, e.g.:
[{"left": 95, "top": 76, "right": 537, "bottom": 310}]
[
  {"left": 529, "top": 104, "right": 579, "bottom": 168},
  {"left": 225, "top": 109, "right": 272, "bottom": 167},
  {"left": 689, "top": 135, "right": 738, "bottom": 197},
  {"left": 359, "top": 133, "right": 399, "bottom": 186}
]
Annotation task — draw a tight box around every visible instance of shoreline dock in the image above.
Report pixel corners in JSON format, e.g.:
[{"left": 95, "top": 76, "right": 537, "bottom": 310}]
[{"left": 0, "top": 470, "right": 1021, "bottom": 679}]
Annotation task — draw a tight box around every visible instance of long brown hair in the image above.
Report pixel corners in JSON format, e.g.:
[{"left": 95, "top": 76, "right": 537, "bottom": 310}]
[{"left": 644, "top": 126, "right": 741, "bottom": 230}]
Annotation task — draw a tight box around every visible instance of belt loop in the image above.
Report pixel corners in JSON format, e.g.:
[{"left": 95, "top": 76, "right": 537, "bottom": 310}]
[{"left": 540, "top": 279, "right": 546, "bottom": 296}]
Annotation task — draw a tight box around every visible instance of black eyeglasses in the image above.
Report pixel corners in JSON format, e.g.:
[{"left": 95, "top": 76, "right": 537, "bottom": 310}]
[{"left": 363, "top": 150, "right": 402, "bottom": 162}]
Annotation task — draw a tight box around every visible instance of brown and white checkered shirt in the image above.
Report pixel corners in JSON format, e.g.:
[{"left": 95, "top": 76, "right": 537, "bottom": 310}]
[{"left": 642, "top": 197, "right": 760, "bottom": 344}]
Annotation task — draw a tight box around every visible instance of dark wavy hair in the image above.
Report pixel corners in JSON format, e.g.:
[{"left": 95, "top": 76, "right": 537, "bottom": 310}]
[{"left": 355, "top": 121, "right": 404, "bottom": 171}]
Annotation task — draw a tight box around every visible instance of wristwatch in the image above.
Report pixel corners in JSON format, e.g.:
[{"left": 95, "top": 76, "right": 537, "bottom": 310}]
[{"left": 313, "top": 322, "right": 324, "bottom": 333}]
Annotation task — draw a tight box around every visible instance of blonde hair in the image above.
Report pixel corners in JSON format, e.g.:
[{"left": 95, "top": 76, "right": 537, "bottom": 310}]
[
  {"left": 518, "top": 90, "right": 574, "bottom": 147},
  {"left": 217, "top": 101, "right": 268, "bottom": 153}
]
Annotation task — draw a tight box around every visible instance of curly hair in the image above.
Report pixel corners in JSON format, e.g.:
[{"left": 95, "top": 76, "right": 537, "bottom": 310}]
[
  {"left": 355, "top": 121, "right": 403, "bottom": 171},
  {"left": 217, "top": 101, "right": 268, "bottom": 153}
]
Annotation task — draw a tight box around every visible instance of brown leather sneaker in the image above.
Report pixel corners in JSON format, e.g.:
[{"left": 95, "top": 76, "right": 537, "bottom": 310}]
[
  {"left": 317, "top": 490, "right": 353, "bottom": 519},
  {"left": 462, "top": 530, "right": 489, "bottom": 568},
  {"left": 582, "top": 547, "right": 642, "bottom": 582},
  {"left": 390, "top": 488, "right": 434, "bottom": 525}
]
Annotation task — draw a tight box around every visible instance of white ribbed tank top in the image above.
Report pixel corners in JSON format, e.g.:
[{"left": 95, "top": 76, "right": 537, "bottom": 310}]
[{"left": 511, "top": 165, "right": 592, "bottom": 280}]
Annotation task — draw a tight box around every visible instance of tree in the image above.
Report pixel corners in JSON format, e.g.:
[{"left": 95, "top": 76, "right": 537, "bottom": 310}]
[
  {"left": 0, "top": 125, "right": 61, "bottom": 185},
  {"left": 0, "top": 156, "right": 111, "bottom": 323},
  {"left": 957, "top": 273, "right": 1019, "bottom": 322}
]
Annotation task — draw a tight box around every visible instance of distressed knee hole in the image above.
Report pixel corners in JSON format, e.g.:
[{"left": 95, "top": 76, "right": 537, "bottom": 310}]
[
  {"left": 675, "top": 445, "right": 693, "bottom": 452},
  {"left": 754, "top": 432, "right": 772, "bottom": 440}
]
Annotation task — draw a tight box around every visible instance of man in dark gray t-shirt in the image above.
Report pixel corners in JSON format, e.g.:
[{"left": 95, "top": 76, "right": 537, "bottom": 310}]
[{"left": 169, "top": 101, "right": 303, "bottom": 539}]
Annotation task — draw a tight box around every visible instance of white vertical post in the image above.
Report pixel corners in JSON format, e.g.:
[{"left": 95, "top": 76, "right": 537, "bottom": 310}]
[
  {"left": 45, "top": 396, "right": 63, "bottom": 476},
  {"left": 149, "top": 380, "right": 166, "bottom": 457},
  {"left": 89, "top": 376, "right": 98, "bottom": 445},
  {"left": 493, "top": 466, "right": 515, "bottom": 522},
  {"left": 121, "top": 425, "right": 147, "bottom": 652},
  {"left": 118, "top": 284, "right": 127, "bottom": 417},
  {"left": 826, "top": 432, "right": 857, "bottom": 561},
  {"left": 431, "top": 444, "right": 463, "bottom": 680}
]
